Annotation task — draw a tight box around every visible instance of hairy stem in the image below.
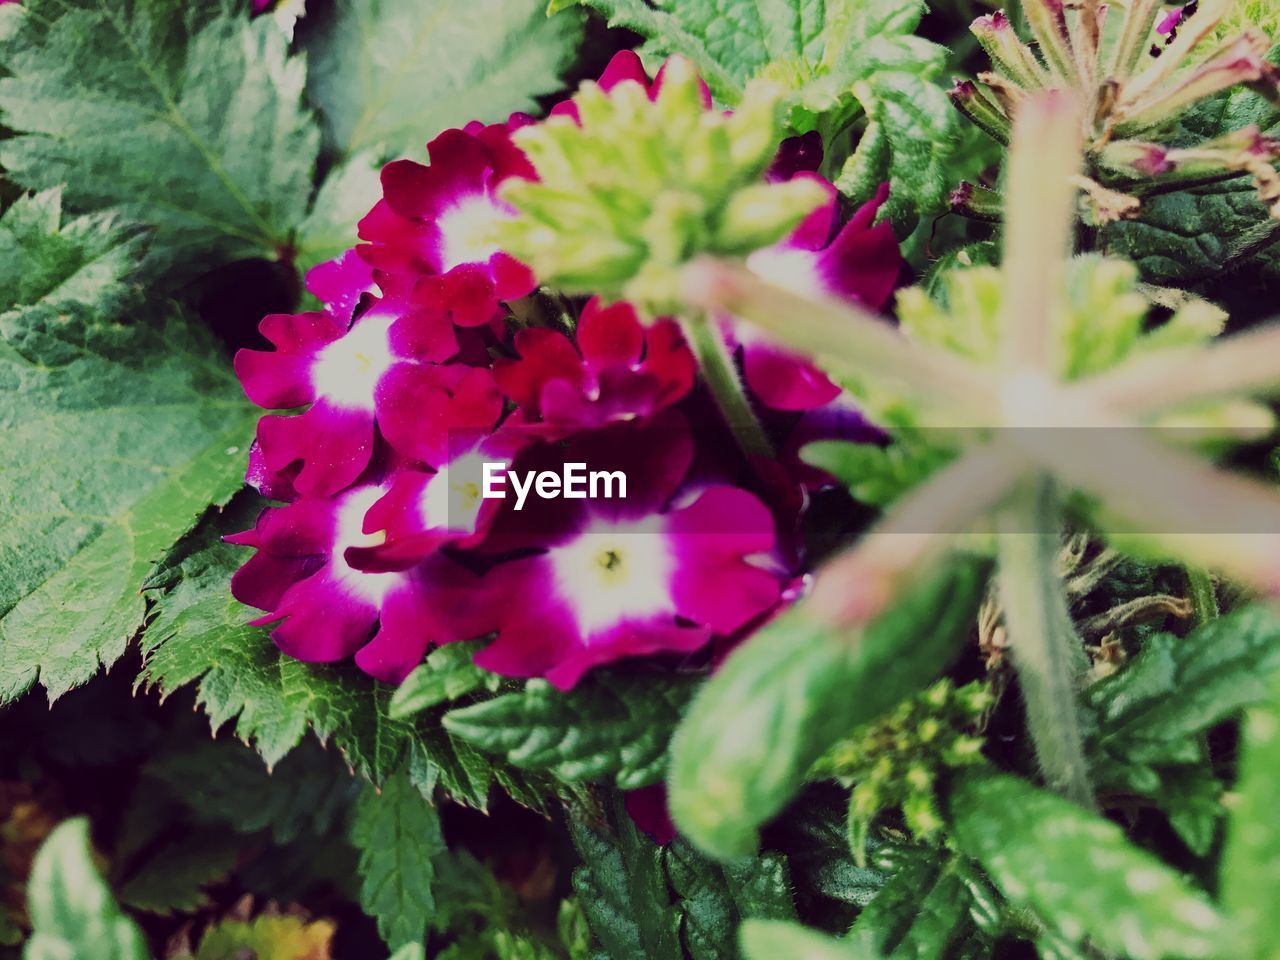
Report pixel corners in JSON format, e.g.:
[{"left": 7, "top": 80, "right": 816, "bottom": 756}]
[
  {"left": 681, "top": 313, "right": 773, "bottom": 459},
  {"left": 997, "top": 477, "right": 1094, "bottom": 808},
  {"left": 1185, "top": 566, "right": 1219, "bottom": 624}
]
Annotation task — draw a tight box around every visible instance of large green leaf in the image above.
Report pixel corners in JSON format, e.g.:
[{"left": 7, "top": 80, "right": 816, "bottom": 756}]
[
  {"left": 1220, "top": 668, "right": 1280, "bottom": 959},
  {"left": 947, "top": 768, "right": 1222, "bottom": 960},
  {"left": 569, "top": 799, "right": 682, "bottom": 960},
  {"left": 740, "top": 921, "right": 855, "bottom": 960},
  {"left": 0, "top": 191, "right": 254, "bottom": 705},
  {"left": 390, "top": 639, "right": 502, "bottom": 719},
  {"left": 668, "top": 555, "right": 989, "bottom": 860},
  {"left": 140, "top": 497, "right": 539, "bottom": 808},
  {"left": 0, "top": 0, "right": 319, "bottom": 282},
  {"left": 352, "top": 768, "right": 444, "bottom": 949},
  {"left": 443, "top": 673, "right": 697, "bottom": 789},
  {"left": 24, "top": 819, "right": 150, "bottom": 960},
  {"left": 305, "top": 0, "right": 582, "bottom": 161}
]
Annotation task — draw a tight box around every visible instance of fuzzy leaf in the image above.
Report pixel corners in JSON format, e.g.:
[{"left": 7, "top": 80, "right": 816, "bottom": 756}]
[
  {"left": 140, "top": 497, "right": 519, "bottom": 807},
  {"left": 665, "top": 839, "right": 795, "bottom": 960},
  {"left": 443, "top": 673, "right": 697, "bottom": 789},
  {"left": 24, "top": 819, "right": 149, "bottom": 960},
  {"left": 0, "top": 0, "right": 319, "bottom": 282},
  {"left": 116, "top": 828, "right": 239, "bottom": 917},
  {"left": 947, "top": 768, "right": 1222, "bottom": 959},
  {"left": 390, "top": 641, "right": 501, "bottom": 719},
  {"left": 1221, "top": 667, "right": 1280, "bottom": 959},
  {"left": 351, "top": 769, "right": 444, "bottom": 949},
  {"left": 569, "top": 799, "right": 681, "bottom": 960},
  {"left": 739, "top": 920, "right": 855, "bottom": 960},
  {"left": 305, "top": 0, "right": 581, "bottom": 160},
  {"left": 669, "top": 555, "right": 989, "bottom": 860},
  {"left": 0, "top": 192, "right": 254, "bottom": 706}
]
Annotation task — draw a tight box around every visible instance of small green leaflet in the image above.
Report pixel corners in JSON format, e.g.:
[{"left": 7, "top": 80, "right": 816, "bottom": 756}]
[
  {"left": 391, "top": 640, "right": 502, "bottom": 719},
  {"left": 1220, "top": 668, "right": 1280, "bottom": 959},
  {"left": 569, "top": 798, "right": 681, "bottom": 960},
  {"left": 668, "top": 555, "right": 988, "bottom": 859},
  {"left": 23, "top": 819, "right": 150, "bottom": 960},
  {"left": 140, "top": 496, "right": 525, "bottom": 808},
  {"left": 352, "top": 769, "right": 445, "bottom": 949},
  {"left": 0, "top": 0, "right": 319, "bottom": 283},
  {"left": 443, "top": 672, "right": 697, "bottom": 789},
  {"left": 739, "top": 920, "right": 855, "bottom": 960},
  {"left": 305, "top": 0, "right": 582, "bottom": 161},
  {"left": 0, "top": 191, "right": 254, "bottom": 706},
  {"left": 947, "top": 768, "right": 1222, "bottom": 960},
  {"left": 552, "top": 0, "right": 956, "bottom": 211}
]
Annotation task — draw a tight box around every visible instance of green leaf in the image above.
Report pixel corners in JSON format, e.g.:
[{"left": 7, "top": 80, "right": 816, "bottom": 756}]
[
  {"left": 1221, "top": 667, "right": 1280, "bottom": 959},
  {"left": 668, "top": 555, "right": 989, "bottom": 859},
  {"left": 665, "top": 839, "right": 795, "bottom": 960},
  {"left": 23, "top": 819, "right": 149, "bottom": 960},
  {"left": 389, "top": 947, "right": 427, "bottom": 960},
  {"left": 444, "top": 673, "right": 697, "bottom": 789},
  {"left": 0, "top": 0, "right": 319, "bottom": 283},
  {"left": 846, "top": 847, "right": 989, "bottom": 959},
  {"left": 116, "top": 828, "right": 238, "bottom": 917},
  {"left": 569, "top": 798, "right": 681, "bottom": 960},
  {"left": 801, "top": 438, "right": 953, "bottom": 508},
  {"left": 140, "top": 496, "right": 522, "bottom": 808},
  {"left": 305, "top": 0, "right": 582, "bottom": 160},
  {"left": 390, "top": 640, "right": 501, "bottom": 719},
  {"left": 947, "top": 768, "right": 1222, "bottom": 959},
  {"left": 294, "top": 152, "right": 383, "bottom": 279},
  {"left": 351, "top": 768, "right": 444, "bottom": 949},
  {"left": 0, "top": 192, "right": 255, "bottom": 706},
  {"left": 188, "top": 913, "right": 337, "bottom": 960},
  {"left": 1084, "top": 606, "right": 1280, "bottom": 791},
  {"left": 739, "top": 920, "right": 855, "bottom": 960},
  {"left": 146, "top": 739, "right": 358, "bottom": 843}
]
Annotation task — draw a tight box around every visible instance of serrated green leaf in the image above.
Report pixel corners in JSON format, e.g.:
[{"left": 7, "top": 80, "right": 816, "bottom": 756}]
[
  {"left": 0, "top": 0, "right": 319, "bottom": 283},
  {"left": 665, "top": 839, "right": 795, "bottom": 960},
  {"left": 569, "top": 798, "right": 681, "bottom": 960},
  {"left": 294, "top": 152, "right": 383, "bottom": 280},
  {"left": 352, "top": 768, "right": 444, "bottom": 949},
  {"left": 1221, "top": 667, "right": 1280, "bottom": 959},
  {"left": 23, "top": 819, "right": 149, "bottom": 960},
  {"left": 388, "top": 946, "right": 426, "bottom": 960},
  {"left": 188, "top": 913, "right": 337, "bottom": 960},
  {"left": 390, "top": 641, "right": 501, "bottom": 719},
  {"left": 0, "top": 193, "right": 254, "bottom": 706},
  {"left": 846, "top": 848, "right": 989, "bottom": 960},
  {"left": 947, "top": 768, "right": 1222, "bottom": 959},
  {"left": 140, "top": 497, "right": 515, "bottom": 807},
  {"left": 739, "top": 920, "right": 855, "bottom": 960},
  {"left": 305, "top": 0, "right": 582, "bottom": 160},
  {"left": 669, "top": 555, "right": 989, "bottom": 860},
  {"left": 146, "top": 739, "right": 358, "bottom": 843},
  {"left": 444, "top": 673, "right": 697, "bottom": 789},
  {"left": 116, "top": 828, "right": 238, "bottom": 917}
]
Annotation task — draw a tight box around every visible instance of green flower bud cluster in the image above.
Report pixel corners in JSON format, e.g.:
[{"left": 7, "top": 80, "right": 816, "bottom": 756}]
[
  {"left": 494, "top": 57, "right": 828, "bottom": 316},
  {"left": 810, "top": 679, "right": 991, "bottom": 860}
]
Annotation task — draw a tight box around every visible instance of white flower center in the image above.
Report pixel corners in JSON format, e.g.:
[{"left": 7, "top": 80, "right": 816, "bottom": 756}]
[
  {"left": 332, "top": 486, "right": 396, "bottom": 604},
  {"left": 422, "top": 449, "right": 504, "bottom": 534},
  {"left": 311, "top": 312, "right": 396, "bottom": 410},
  {"left": 550, "top": 518, "right": 675, "bottom": 638},
  {"left": 438, "top": 194, "right": 504, "bottom": 271}
]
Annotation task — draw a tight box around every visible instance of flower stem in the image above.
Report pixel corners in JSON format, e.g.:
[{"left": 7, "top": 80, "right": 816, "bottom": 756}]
[
  {"left": 997, "top": 476, "right": 1094, "bottom": 809},
  {"left": 681, "top": 312, "right": 773, "bottom": 459},
  {"left": 1184, "top": 566, "right": 1219, "bottom": 624}
]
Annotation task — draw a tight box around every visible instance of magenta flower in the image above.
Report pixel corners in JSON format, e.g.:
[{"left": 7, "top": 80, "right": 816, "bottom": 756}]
[
  {"left": 624, "top": 784, "right": 678, "bottom": 845},
  {"left": 228, "top": 483, "right": 493, "bottom": 683},
  {"left": 236, "top": 280, "right": 505, "bottom": 497},
  {"left": 493, "top": 297, "right": 697, "bottom": 434},
  {"left": 358, "top": 120, "right": 537, "bottom": 329},
  {"left": 549, "top": 50, "right": 712, "bottom": 123},
  {"left": 728, "top": 179, "right": 902, "bottom": 410},
  {"left": 473, "top": 421, "right": 783, "bottom": 689}
]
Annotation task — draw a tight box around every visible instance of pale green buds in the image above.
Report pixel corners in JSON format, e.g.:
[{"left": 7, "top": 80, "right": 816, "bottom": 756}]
[{"left": 493, "top": 56, "right": 825, "bottom": 316}]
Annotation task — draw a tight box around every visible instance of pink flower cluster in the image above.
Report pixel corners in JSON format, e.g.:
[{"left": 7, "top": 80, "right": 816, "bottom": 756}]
[{"left": 230, "top": 52, "right": 903, "bottom": 690}]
